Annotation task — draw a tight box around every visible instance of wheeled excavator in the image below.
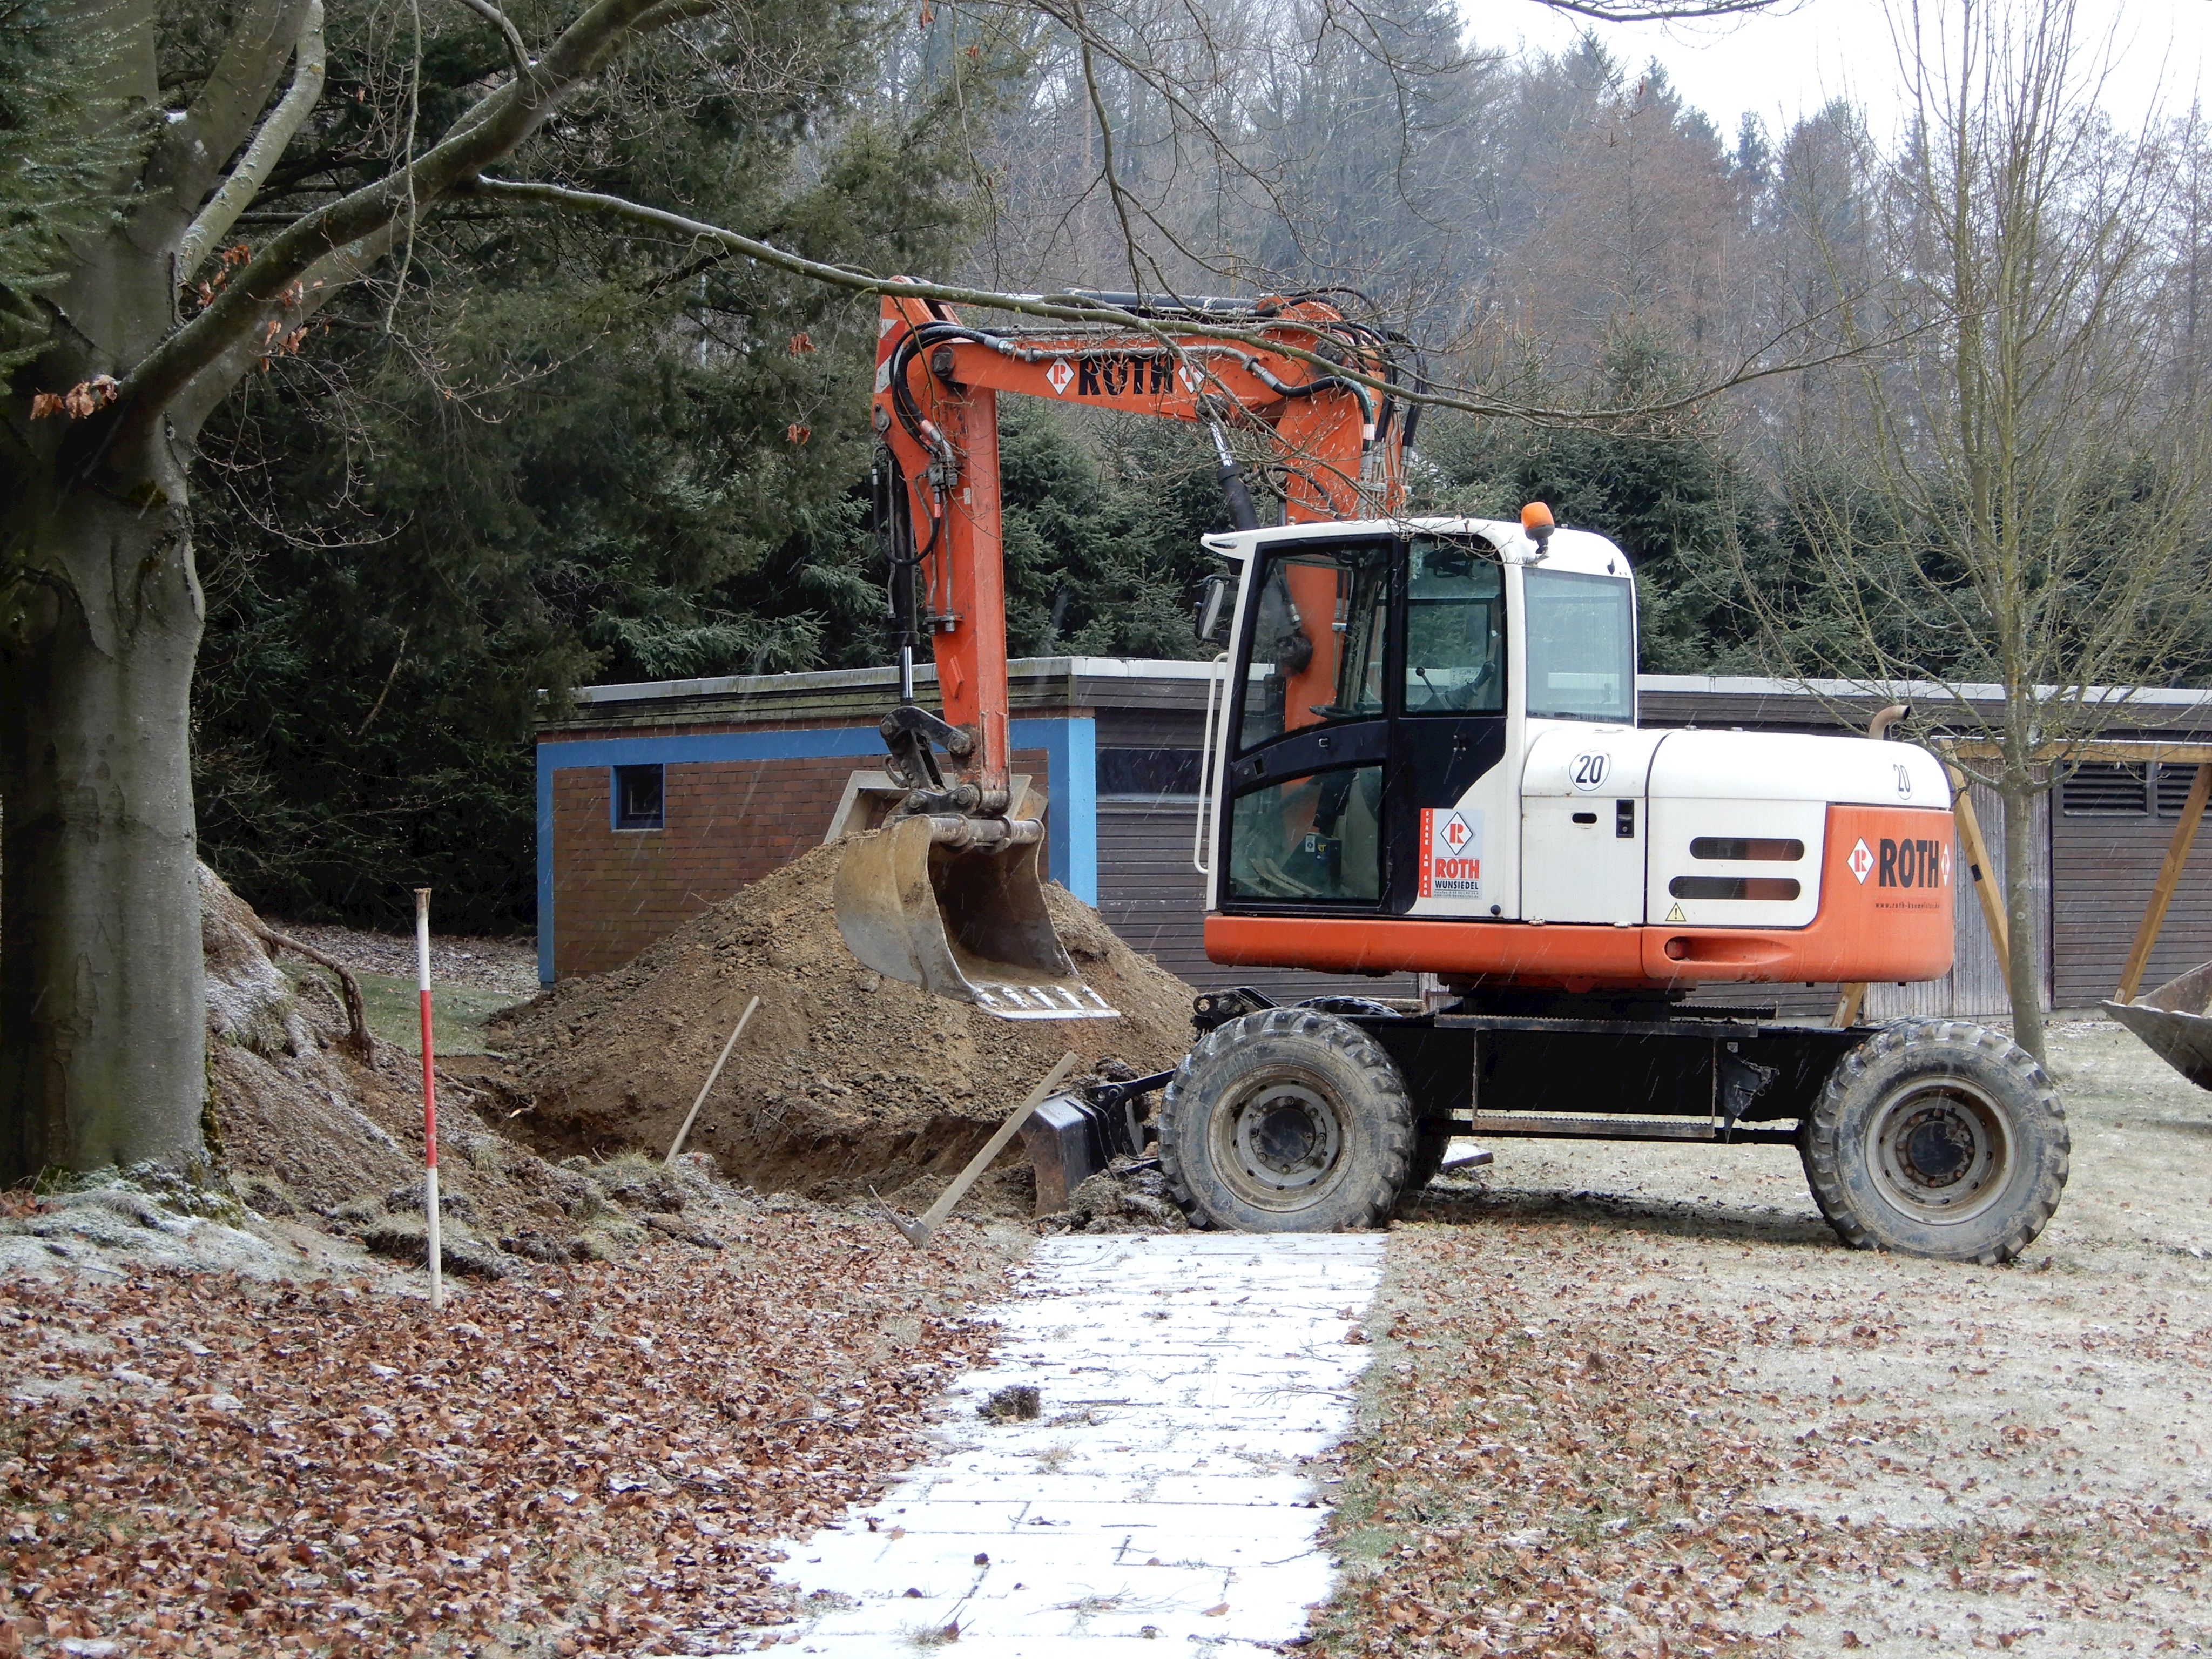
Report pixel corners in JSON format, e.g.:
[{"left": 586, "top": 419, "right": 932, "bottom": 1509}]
[{"left": 834, "top": 286, "right": 2070, "bottom": 1265}]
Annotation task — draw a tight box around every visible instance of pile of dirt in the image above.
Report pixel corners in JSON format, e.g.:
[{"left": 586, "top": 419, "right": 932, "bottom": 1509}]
[
  {"left": 491, "top": 840, "right": 1201, "bottom": 1206},
  {"left": 1042, "top": 1155, "right": 1193, "bottom": 1235},
  {"left": 185, "top": 865, "right": 731, "bottom": 1272}
]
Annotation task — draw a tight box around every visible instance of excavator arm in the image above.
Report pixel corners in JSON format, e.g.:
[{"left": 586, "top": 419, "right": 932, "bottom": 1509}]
[{"left": 835, "top": 287, "right": 1414, "bottom": 1015}]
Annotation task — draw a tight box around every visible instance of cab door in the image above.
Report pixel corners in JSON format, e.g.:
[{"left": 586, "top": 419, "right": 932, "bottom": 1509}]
[
  {"left": 1388, "top": 536, "right": 1511, "bottom": 918},
  {"left": 1217, "top": 538, "right": 1394, "bottom": 912}
]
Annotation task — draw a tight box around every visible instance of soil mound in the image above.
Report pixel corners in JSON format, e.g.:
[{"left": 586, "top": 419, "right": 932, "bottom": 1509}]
[
  {"left": 491, "top": 840, "right": 1200, "bottom": 1204},
  {"left": 187, "top": 864, "right": 727, "bottom": 1271}
]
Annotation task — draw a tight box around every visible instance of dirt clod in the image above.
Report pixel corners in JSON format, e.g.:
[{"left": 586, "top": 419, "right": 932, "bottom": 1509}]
[
  {"left": 382, "top": 1181, "right": 477, "bottom": 1220},
  {"left": 1044, "top": 1156, "right": 1191, "bottom": 1234},
  {"left": 645, "top": 1211, "right": 725, "bottom": 1249},
  {"left": 492, "top": 841, "right": 1197, "bottom": 1202},
  {"left": 980, "top": 1383, "right": 1042, "bottom": 1421},
  {"left": 499, "top": 1227, "right": 586, "bottom": 1263},
  {"left": 358, "top": 1217, "right": 508, "bottom": 1278}
]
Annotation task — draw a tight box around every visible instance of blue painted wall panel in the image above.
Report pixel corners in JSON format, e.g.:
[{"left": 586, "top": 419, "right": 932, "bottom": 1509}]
[{"left": 535, "top": 719, "right": 1098, "bottom": 983}]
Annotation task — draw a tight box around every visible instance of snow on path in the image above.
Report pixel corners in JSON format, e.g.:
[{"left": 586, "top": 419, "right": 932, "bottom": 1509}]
[{"left": 732, "top": 1231, "right": 1388, "bottom": 1655}]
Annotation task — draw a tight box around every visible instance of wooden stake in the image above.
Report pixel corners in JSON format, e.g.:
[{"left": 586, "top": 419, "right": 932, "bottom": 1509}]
[
  {"left": 1946, "top": 766, "right": 2011, "bottom": 966},
  {"left": 1831, "top": 982, "right": 1869, "bottom": 1028},
  {"left": 666, "top": 995, "right": 761, "bottom": 1166},
  {"left": 882, "top": 1051, "right": 1081, "bottom": 1249},
  {"left": 2116, "top": 762, "right": 2212, "bottom": 1003},
  {"left": 415, "top": 889, "right": 442, "bottom": 1311}
]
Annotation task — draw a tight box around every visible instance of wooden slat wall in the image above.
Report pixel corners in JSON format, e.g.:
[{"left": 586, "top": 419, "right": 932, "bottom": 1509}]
[{"left": 2052, "top": 787, "right": 2212, "bottom": 1006}]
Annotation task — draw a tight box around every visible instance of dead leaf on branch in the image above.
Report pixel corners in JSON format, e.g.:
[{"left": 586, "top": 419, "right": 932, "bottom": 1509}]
[{"left": 29, "top": 375, "right": 119, "bottom": 420}]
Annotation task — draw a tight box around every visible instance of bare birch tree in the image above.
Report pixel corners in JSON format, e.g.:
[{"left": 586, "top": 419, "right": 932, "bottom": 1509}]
[{"left": 1742, "top": 0, "right": 2212, "bottom": 1059}]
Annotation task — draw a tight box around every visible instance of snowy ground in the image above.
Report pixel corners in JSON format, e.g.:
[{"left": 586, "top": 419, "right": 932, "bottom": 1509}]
[{"left": 739, "top": 1232, "right": 1388, "bottom": 1655}]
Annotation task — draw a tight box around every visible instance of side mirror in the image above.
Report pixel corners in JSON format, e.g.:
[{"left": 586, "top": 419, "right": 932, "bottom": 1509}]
[{"left": 1193, "top": 574, "right": 1233, "bottom": 644}]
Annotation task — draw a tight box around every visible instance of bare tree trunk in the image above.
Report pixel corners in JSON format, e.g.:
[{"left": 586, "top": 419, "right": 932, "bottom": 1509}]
[
  {"left": 0, "top": 473, "right": 208, "bottom": 1184},
  {"left": 2000, "top": 774, "right": 2046, "bottom": 1064}
]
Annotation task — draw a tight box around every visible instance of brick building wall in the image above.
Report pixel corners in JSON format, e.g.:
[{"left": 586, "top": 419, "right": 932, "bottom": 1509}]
[{"left": 545, "top": 740, "right": 1053, "bottom": 981}]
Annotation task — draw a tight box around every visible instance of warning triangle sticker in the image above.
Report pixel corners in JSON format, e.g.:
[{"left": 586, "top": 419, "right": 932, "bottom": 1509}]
[{"left": 1665, "top": 902, "right": 1686, "bottom": 922}]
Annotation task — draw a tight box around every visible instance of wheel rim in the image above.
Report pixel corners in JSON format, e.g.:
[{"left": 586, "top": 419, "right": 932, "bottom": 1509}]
[
  {"left": 1211, "top": 1075, "right": 1347, "bottom": 1212},
  {"left": 1863, "top": 1076, "right": 2014, "bottom": 1226}
]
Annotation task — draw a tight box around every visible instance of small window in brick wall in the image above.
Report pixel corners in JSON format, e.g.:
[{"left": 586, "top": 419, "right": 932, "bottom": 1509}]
[{"left": 613, "top": 764, "right": 666, "bottom": 830}]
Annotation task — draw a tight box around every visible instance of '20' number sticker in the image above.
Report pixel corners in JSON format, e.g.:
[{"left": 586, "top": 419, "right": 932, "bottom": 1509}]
[{"left": 1570, "top": 752, "right": 1610, "bottom": 792}]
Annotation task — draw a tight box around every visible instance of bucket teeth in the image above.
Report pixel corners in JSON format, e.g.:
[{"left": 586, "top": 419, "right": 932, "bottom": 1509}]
[{"left": 833, "top": 815, "right": 1120, "bottom": 1021}]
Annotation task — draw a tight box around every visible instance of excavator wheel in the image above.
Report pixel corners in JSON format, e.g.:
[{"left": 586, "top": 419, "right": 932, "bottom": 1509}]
[
  {"left": 1800, "top": 1019, "right": 2068, "bottom": 1265},
  {"left": 1159, "top": 1008, "right": 1414, "bottom": 1233},
  {"left": 1402, "top": 1115, "right": 1456, "bottom": 1196}
]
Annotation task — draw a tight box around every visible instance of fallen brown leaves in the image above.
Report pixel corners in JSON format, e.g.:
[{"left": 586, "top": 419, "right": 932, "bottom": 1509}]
[
  {"left": 1, "top": 1209, "right": 1010, "bottom": 1657},
  {"left": 1308, "top": 1221, "right": 2211, "bottom": 1658}
]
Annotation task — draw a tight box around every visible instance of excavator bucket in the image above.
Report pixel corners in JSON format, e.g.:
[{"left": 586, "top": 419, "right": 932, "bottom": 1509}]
[
  {"left": 2105, "top": 959, "right": 2212, "bottom": 1090},
  {"left": 833, "top": 815, "right": 1118, "bottom": 1020}
]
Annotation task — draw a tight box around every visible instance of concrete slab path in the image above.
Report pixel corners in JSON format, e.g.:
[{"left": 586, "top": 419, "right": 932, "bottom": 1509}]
[{"left": 729, "top": 1231, "right": 1387, "bottom": 1654}]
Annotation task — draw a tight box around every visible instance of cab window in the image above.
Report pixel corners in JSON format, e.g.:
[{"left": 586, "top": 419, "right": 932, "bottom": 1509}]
[
  {"left": 1404, "top": 537, "right": 1503, "bottom": 714},
  {"left": 1524, "top": 567, "right": 1634, "bottom": 722},
  {"left": 1227, "top": 767, "right": 1385, "bottom": 903},
  {"left": 1236, "top": 542, "right": 1390, "bottom": 753}
]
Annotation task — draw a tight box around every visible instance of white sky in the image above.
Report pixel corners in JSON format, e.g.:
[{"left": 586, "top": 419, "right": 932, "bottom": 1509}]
[{"left": 1478, "top": 0, "right": 2211, "bottom": 147}]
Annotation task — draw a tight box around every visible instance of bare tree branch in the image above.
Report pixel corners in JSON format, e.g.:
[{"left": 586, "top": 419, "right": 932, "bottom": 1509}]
[
  {"left": 460, "top": 174, "right": 1901, "bottom": 433},
  {"left": 99, "top": 0, "right": 722, "bottom": 453},
  {"left": 448, "top": 0, "right": 534, "bottom": 82},
  {"left": 155, "top": 0, "right": 308, "bottom": 235},
  {"left": 178, "top": 0, "right": 328, "bottom": 283}
]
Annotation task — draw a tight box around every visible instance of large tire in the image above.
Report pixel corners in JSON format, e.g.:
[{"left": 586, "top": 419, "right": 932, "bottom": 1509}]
[
  {"left": 1160, "top": 1008, "right": 1415, "bottom": 1232},
  {"left": 1404, "top": 1115, "right": 1455, "bottom": 1195},
  {"left": 1800, "top": 1019, "right": 2068, "bottom": 1265}
]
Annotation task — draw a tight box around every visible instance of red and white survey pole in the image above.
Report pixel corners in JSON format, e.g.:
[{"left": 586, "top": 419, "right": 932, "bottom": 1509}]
[{"left": 415, "top": 888, "right": 444, "bottom": 1309}]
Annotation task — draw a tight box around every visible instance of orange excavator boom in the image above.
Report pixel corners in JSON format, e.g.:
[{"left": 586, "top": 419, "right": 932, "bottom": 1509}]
[{"left": 834, "top": 288, "right": 1415, "bottom": 1013}]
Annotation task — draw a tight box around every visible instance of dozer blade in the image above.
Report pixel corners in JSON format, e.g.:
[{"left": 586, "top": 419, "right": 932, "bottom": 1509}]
[{"left": 833, "top": 814, "right": 1118, "bottom": 1020}]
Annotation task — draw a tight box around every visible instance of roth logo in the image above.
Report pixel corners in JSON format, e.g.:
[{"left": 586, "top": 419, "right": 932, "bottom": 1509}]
[
  {"left": 1065, "top": 350, "right": 1177, "bottom": 399},
  {"left": 1877, "top": 836, "right": 1946, "bottom": 888}
]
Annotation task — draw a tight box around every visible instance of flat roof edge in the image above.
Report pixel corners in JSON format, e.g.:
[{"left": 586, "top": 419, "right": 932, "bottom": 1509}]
[
  {"left": 562, "top": 656, "right": 1222, "bottom": 705},
  {"left": 1639, "top": 673, "right": 2212, "bottom": 708},
  {"left": 552, "top": 660, "right": 2212, "bottom": 714}
]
